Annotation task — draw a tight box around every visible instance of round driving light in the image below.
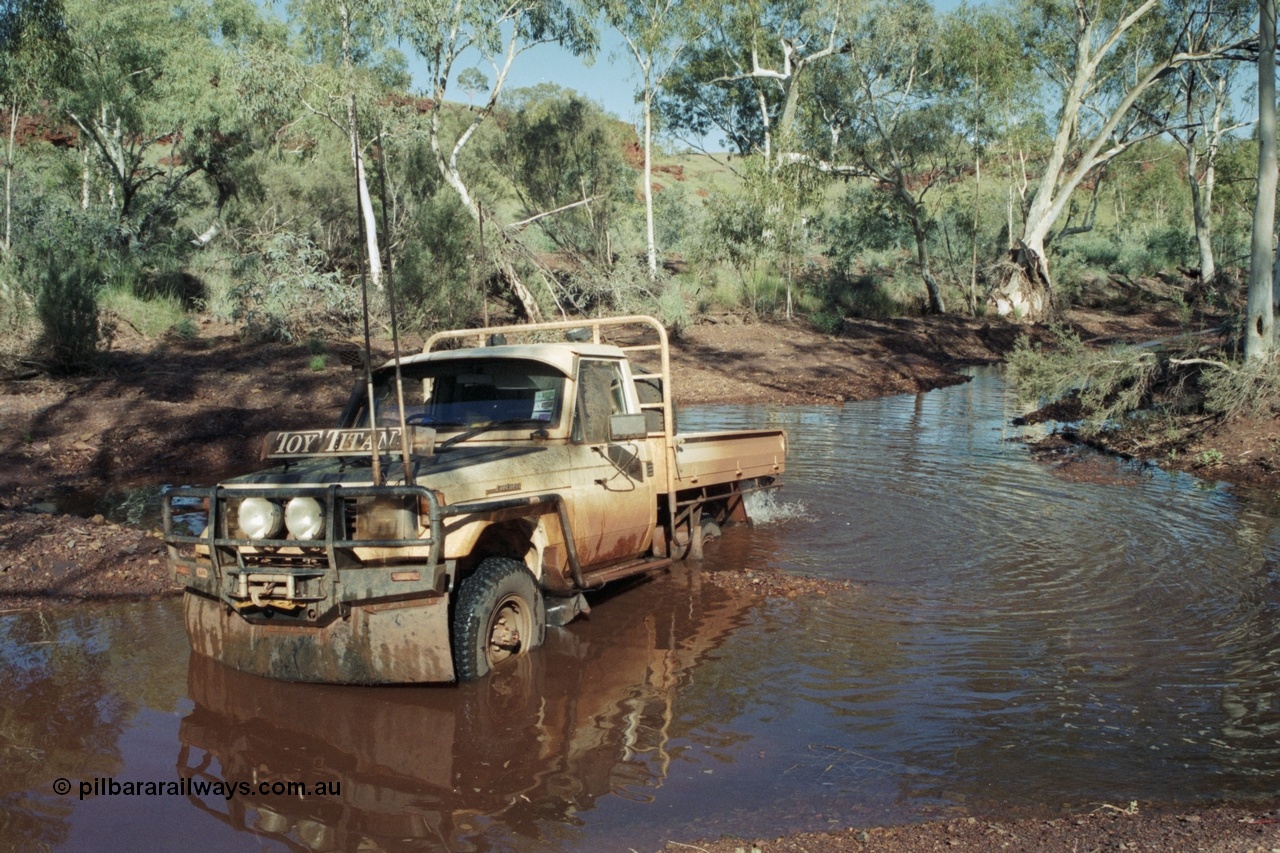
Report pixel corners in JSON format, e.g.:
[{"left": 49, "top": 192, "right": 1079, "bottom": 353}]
[
  {"left": 238, "top": 497, "right": 283, "bottom": 540},
  {"left": 285, "top": 497, "right": 325, "bottom": 540}
]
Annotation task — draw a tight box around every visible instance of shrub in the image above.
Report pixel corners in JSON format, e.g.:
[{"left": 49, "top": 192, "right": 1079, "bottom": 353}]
[
  {"left": 825, "top": 185, "right": 913, "bottom": 274},
  {"left": 809, "top": 309, "right": 845, "bottom": 335},
  {"left": 1114, "top": 243, "right": 1159, "bottom": 277},
  {"left": 655, "top": 276, "right": 692, "bottom": 337},
  {"left": 842, "top": 274, "right": 901, "bottom": 319},
  {"left": 99, "top": 286, "right": 186, "bottom": 338},
  {"left": 1145, "top": 226, "right": 1195, "bottom": 270},
  {"left": 0, "top": 256, "right": 33, "bottom": 334},
  {"left": 499, "top": 87, "right": 633, "bottom": 265},
  {"left": 1063, "top": 235, "right": 1121, "bottom": 270},
  {"left": 169, "top": 317, "right": 199, "bottom": 340},
  {"left": 1049, "top": 250, "right": 1090, "bottom": 305},
  {"left": 395, "top": 192, "right": 484, "bottom": 332},
  {"left": 652, "top": 182, "right": 695, "bottom": 256},
  {"left": 35, "top": 253, "right": 104, "bottom": 373},
  {"left": 230, "top": 233, "right": 359, "bottom": 342}
]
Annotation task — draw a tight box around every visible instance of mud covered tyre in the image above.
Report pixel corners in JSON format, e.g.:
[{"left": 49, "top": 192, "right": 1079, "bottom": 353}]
[{"left": 452, "top": 557, "right": 546, "bottom": 681}]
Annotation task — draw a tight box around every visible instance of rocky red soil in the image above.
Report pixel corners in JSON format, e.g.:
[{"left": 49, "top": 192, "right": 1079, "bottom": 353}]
[{"left": 662, "top": 805, "right": 1280, "bottom": 853}]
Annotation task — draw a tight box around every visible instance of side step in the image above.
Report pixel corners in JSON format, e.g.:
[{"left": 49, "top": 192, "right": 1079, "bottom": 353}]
[{"left": 582, "top": 556, "right": 672, "bottom": 587}]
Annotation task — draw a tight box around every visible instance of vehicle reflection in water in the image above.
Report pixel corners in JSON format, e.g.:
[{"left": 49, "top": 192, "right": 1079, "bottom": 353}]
[{"left": 176, "top": 568, "right": 755, "bottom": 852}]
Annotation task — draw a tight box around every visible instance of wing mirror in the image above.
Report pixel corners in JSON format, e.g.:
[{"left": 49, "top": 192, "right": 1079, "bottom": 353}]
[{"left": 608, "top": 413, "right": 648, "bottom": 441}]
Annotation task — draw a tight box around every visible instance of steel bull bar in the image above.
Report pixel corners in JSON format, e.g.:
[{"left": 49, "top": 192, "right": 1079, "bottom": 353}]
[{"left": 163, "top": 485, "right": 591, "bottom": 684}]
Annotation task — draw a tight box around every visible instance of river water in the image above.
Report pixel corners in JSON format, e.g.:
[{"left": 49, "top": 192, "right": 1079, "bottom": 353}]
[{"left": 3, "top": 368, "right": 1280, "bottom": 852}]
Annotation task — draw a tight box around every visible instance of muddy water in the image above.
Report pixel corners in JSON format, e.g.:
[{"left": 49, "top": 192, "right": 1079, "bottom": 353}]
[{"left": 4, "top": 367, "right": 1280, "bottom": 852}]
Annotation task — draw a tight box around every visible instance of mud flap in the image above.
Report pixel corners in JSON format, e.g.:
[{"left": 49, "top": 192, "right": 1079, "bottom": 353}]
[
  {"left": 183, "top": 592, "right": 456, "bottom": 685},
  {"left": 544, "top": 592, "right": 590, "bottom": 628}
]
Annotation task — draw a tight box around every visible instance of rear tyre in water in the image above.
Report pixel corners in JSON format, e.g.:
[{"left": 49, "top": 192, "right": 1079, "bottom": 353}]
[{"left": 452, "top": 557, "right": 546, "bottom": 681}]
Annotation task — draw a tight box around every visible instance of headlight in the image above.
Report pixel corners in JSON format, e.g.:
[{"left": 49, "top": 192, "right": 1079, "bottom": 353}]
[
  {"left": 285, "top": 497, "right": 325, "bottom": 540},
  {"left": 238, "top": 497, "right": 283, "bottom": 540}
]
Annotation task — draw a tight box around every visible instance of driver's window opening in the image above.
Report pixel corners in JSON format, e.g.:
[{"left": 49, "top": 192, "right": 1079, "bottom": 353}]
[{"left": 361, "top": 359, "right": 566, "bottom": 431}]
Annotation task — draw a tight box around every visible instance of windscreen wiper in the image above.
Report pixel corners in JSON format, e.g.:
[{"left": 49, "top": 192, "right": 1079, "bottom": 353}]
[{"left": 437, "top": 419, "right": 531, "bottom": 450}]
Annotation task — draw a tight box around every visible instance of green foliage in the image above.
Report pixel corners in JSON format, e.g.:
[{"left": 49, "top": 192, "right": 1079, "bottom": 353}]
[
  {"left": 1195, "top": 448, "right": 1223, "bottom": 466},
  {"left": 1012, "top": 332, "right": 1280, "bottom": 458},
  {"left": 1058, "top": 234, "right": 1121, "bottom": 271},
  {"left": 1201, "top": 358, "right": 1280, "bottom": 419},
  {"left": 1007, "top": 326, "right": 1163, "bottom": 433},
  {"left": 826, "top": 185, "right": 914, "bottom": 271},
  {"left": 651, "top": 181, "right": 696, "bottom": 255},
  {"left": 842, "top": 274, "right": 904, "bottom": 319},
  {"left": 822, "top": 186, "right": 938, "bottom": 318},
  {"left": 4, "top": 190, "right": 122, "bottom": 349},
  {"left": 694, "top": 152, "right": 824, "bottom": 317},
  {"left": 1211, "top": 136, "right": 1255, "bottom": 266},
  {"left": 499, "top": 87, "right": 632, "bottom": 264},
  {"left": 229, "top": 232, "right": 359, "bottom": 341},
  {"left": 288, "top": 0, "right": 407, "bottom": 87},
  {"left": 1050, "top": 223, "right": 1198, "bottom": 300},
  {"left": 35, "top": 251, "right": 103, "bottom": 372},
  {"left": 653, "top": 275, "right": 692, "bottom": 336},
  {"left": 237, "top": 142, "right": 364, "bottom": 281},
  {"left": 393, "top": 189, "right": 483, "bottom": 332},
  {"left": 549, "top": 254, "right": 658, "bottom": 317},
  {"left": 809, "top": 309, "right": 844, "bottom": 334},
  {"left": 696, "top": 188, "right": 768, "bottom": 272},
  {"left": 0, "top": 0, "right": 1258, "bottom": 345},
  {"left": 655, "top": 18, "right": 768, "bottom": 156},
  {"left": 1144, "top": 226, "right": 1195, "bottom": 270},
  {"left": 457, "top": 67, "right": 488, "bottom": 104},
  {"left": 57, "top": 0, "right": 264, "bottom": 249},
  {"left": 169, "top": 316, "right": 198, "bottom": 340}
]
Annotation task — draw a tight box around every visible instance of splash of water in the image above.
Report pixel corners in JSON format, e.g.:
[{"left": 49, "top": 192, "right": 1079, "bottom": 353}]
[{"left": 744, "top": 489, "right": 806, "bottom": 525}]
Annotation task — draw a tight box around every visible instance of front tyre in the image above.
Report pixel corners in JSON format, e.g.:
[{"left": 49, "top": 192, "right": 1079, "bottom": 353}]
[{"left": 452, "top": 557, "right": 546, "bottom": 681}]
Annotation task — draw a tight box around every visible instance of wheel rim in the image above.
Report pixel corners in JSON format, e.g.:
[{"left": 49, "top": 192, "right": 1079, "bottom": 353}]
[{"left": 485, "top": 592, "right": 532, "bottom": 668}]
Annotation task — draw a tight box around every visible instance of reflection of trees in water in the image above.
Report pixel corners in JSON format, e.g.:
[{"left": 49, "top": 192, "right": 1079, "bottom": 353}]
[
  {"left": 176, "top": 569, "right": 757, "bottom": 852},
  {"left": 0, "top": 607, "right": 152, "bottom": 840},
  {"left": 0, "top": 605, "right": 186, "bottom": 849},
  {"left": 691, "top": 383, "right": 1280, "bottom": 807},
  {"left": 862, "top": 515, "right": 1280, "bottom": 809},
  {"left": 0, "top": 614, "right": 121, "bottom": 848},
  {"left": 1214, "top": 543, "right": 1280, "bottom": 773}
]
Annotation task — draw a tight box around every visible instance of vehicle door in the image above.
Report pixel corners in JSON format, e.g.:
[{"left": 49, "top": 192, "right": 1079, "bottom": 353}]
[{"left": 568, "top": 358, "right": 656, "bottom": 566}]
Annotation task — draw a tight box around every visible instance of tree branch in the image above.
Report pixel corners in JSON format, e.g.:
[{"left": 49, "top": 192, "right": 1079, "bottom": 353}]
[{"left": 506, "top": 196, "right": 598, "bottom": 231}]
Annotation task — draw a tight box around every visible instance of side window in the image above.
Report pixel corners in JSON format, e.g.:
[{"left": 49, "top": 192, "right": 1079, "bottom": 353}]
[{"left": 573, "top": 360, "right": 626, "bottom": 444}]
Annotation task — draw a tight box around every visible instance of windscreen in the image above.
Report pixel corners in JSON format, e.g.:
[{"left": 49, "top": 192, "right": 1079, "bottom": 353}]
[{"left": 348, "top": 358, "right": 567, "bottom": 431}]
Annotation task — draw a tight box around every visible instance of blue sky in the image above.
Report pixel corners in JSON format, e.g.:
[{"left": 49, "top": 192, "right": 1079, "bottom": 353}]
[
  {"left": 408, "top": 31, "right": 646, "bottom": 128},
  {"left": 403, "top": 1, "right": 974, "bottom": 150}
]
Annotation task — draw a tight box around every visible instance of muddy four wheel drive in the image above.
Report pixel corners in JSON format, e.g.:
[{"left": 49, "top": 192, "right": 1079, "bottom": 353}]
[{"left": 163, "top": 316, "right": 787, "bottom": 683}]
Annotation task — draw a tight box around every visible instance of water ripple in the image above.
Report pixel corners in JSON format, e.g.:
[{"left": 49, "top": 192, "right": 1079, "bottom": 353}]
[{"left": 686, "top": 366, "right": 1280, "bottom": 808}]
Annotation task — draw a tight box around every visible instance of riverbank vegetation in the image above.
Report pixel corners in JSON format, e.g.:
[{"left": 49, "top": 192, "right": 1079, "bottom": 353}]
[
  {"left": 0, "top": 0, "right": 1270, "bottom": 365},
  {"left": 2, "top": 0, "right": 1279, "bottom": 481}
]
